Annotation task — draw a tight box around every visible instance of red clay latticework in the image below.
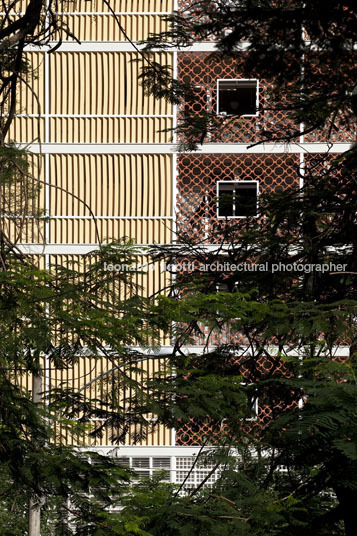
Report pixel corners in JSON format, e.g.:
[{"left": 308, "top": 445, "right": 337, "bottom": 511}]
[
  {"left": 176, "top": 354, "right": 289, "bottom": 446},
  {"left": 178, "top": 52, "right": 297, "bottom": 144},
  {"left": 304, "top": 117, "right": 356, "bottom": 143},
  {"left": 176, "top": 351, "right": 351, "bottom": 445},
  {"left": 176, "top": 153, "right": 299, "bottom": 241},
  {"left": 178, "top": 52, "right": 355, "bottom": 144}
]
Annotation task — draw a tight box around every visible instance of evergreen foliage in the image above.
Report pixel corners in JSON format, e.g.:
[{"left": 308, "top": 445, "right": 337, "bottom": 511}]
[{"left": 137, "top": 1, "right": 357, "bottom": 533}]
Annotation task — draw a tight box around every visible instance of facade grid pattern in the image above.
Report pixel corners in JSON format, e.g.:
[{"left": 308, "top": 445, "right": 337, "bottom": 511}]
[{"left": 7, "top": 1, "right": 342, "bottom": 450}]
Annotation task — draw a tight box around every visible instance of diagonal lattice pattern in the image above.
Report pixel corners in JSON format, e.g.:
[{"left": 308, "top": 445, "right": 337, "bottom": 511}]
[
  {"left": 178, "top": 52, "right": 297, "bottom": 144},
  {"left": 176, "top": 353, "right": 290, "bottom": 446},
  {"left": 176, "top": 153, "right": 300, "bottom": 241},
  {"left": 178, "top": 52, "right": 355, "bottom": 144}
]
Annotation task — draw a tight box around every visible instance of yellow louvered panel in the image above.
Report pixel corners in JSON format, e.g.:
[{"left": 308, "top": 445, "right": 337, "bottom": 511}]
[
  {"left": 1, "top": 3, "right": 45, "bottom": 16},
  {"left": 7, "top": 117, "right": 45, "bottom": 144},
  {"left": 49, "top": 117, "right": 172, "bottom": 143},
  {"left": 15, "top": 353, "right": 47, "bottom": 406},
  {"left": 14, "top": 276, "right": 46, "bottom": 412},
  {"left": 16, "top": 53, "right": 45, "bottom": 116},
  {"left": 54, "top": 14, "right": 169, "bottom": 42},
  {"left": 48, "top": 254, "right": 171, "bottom": 314},
  {"left": 49, "top": 252, "right": 172, "bottom": 346},
  {"left": 49, "top": 356, "right": 101, "bottom": 446},
  {"left": 5, "top": 218, "right": 46, "bottom": 245},
  {"left": 121, "top": 255, "right": 172, "bottom": 330},
  {"left": 47, "top": 254, "right": 172, "bottom": 446},
  {"left": 11, "top": 0, "right": 41, "bottom": 12},
  {"left": 49, "top": 217, "right": 172, "bottom": 244},
  {"left": 1, "top": 155, "right": 46, "bottom": 244},
  {"left": 15, "top": 368, "right": 33, "bottom": 394},
  {"left": 49, "top": 154, "right": 172, "bottom": 217},
  {"left": 49, "top": 52, "right": 172, "bottom": 116},
  {"left": 50, "top": 357, "right": 172, "bottom": 446},
  {"left": 11, "top": 252, "right": 172, "bottom": 447},
  {"left": 50, "top": 363, "right": 84, "bottom": 446},
  {"left": 61, "top": 0, "right": 173, "bottom": 13}
]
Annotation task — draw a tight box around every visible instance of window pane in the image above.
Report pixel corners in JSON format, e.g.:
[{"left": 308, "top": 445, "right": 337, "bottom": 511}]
[
  {"left": 218, "top": 182, "right": 258, "bottom": 217},
  {"left": 218, "top": 183, "right": 234, "bottom": 216},
  {"left": 235, "top": 185, "right": 257, "bottom": 216},
  {"left": 218, "top": 80, "right": 257, "bottom": 116}
]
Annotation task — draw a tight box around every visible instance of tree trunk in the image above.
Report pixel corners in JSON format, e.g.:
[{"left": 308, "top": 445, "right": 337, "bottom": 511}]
[
  {"left": 28, "top": 498, "right": 41, "bottom": 536},
  {"left": 28, "top": 373, "right": 42, "bottom": 536}
]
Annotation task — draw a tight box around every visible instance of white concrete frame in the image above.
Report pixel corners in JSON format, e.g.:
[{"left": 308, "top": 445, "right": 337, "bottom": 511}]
[
  {"left": 24, "top": 42, "right": 240, "bottom": 53},
  {"left": 22, "top": 142, "right": 352, "bottom": 154},
  {"left": 18, "top": 242, "right": 353, "bottom": 255},
  {"left": 88, "top": 445, "right": 210, "bottom": 456},
  {"left": 84, "top": 445, "right": 219, "bottom": 485}
]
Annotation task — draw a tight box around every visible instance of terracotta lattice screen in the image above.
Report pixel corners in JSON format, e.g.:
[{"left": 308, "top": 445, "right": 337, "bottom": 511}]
[
  {"left": 176, "top": 353, "right": 289, "bottom": 446},
  {"left": 178, "top": 52, "right": 297, "bottom": 144},
  {"left": 176, "top": 153, "right": 299, "bottom": 241}
]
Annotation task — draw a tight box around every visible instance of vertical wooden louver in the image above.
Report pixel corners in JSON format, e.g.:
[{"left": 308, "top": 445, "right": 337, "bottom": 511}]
[
  {"left": 48, "top": 154, "right": 172, "bottom": 244},
  {"left": 49, "top": 53, "right": 173, "bottom": 116},
  {"left": 53, "top": 14, "right": 170, "bottom": 42},
  {"left": 60, "top": 0, "right": 174, "bottom": 12},
  {"left": 7, "top": 2, "right": 175, "bottom": 448}
]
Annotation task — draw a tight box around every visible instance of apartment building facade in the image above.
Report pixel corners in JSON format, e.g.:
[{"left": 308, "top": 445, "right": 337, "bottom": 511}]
[{"left": 8, "top": 0, "right": 354, "bottom": 485}]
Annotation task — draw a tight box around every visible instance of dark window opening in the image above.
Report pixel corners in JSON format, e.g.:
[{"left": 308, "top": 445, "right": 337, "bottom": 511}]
[
  {"left": 217, "top": 80, "right": 258, "bottom": 116},
  {"left": 217, "top": 181, "right": 258, "bottom": 217}
]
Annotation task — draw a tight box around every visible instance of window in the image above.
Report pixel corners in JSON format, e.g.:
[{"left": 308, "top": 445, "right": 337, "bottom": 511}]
[
  {"left": 175, "top": 456, "right": 221, "bottom": 491},
  {"left": 115, "top": 455, "right": 221, "bottom": 491},
  {"left": 217, "top": 79, "right": 258, "bottom": 116},
  {"left": 217, "top": 181, "right": 258, "bottom": 218},
  {"left": 117, "top": 456, "right": 171, "bottom": 481}
]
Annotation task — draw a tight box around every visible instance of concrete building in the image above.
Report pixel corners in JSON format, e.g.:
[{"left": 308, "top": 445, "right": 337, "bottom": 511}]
[{"left": 7, "top": 0, "right": 353, "bottom": 486}]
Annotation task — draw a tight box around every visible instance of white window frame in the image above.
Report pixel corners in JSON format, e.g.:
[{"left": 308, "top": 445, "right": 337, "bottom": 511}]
[
  {"left": 216, "top": 79, "right": 259, "bottom": 117},
  {"left": 111, "top": 450, "right": 222, "bottom": 490},
  {"left": 216, "top": 180, "right": 259, "bottom": 219}
]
